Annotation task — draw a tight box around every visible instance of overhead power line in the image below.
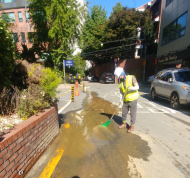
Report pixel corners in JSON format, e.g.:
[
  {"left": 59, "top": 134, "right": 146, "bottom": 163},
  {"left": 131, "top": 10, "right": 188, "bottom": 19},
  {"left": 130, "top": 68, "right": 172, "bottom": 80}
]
[
  {"left": 81, "top": 37, "right": 138, "bottom": 48},
  {"left": 83, "top": 47, "right": 134, "bottom": 58},
  {"left": 84, "top": 48, "right": 131, "bottom": 58},
  {"left": 81, "top": 43, "right": 137, "bottom": 56}
]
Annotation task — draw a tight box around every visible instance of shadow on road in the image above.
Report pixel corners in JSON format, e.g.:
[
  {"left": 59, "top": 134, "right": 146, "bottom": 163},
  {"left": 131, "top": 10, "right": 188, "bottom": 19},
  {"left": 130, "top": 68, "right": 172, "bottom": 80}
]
[
  {"left": 140, "top": 90, "right": 190, "bottom": 118},
  {"left": 58, "top": 113, "right": 66, "bottom": 127}
]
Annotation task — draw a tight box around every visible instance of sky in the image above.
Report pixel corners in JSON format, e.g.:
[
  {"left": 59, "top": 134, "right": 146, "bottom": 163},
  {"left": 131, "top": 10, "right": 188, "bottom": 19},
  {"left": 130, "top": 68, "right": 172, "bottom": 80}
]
[{"left": 88, "top": 0, "right": 150, "bottom": 17}]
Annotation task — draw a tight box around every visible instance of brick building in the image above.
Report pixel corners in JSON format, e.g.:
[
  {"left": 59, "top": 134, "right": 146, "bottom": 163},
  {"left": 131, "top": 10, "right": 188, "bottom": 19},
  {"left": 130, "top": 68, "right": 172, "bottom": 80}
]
[{"left": 0, "top": 0, "right": 34, "bottom": 52}]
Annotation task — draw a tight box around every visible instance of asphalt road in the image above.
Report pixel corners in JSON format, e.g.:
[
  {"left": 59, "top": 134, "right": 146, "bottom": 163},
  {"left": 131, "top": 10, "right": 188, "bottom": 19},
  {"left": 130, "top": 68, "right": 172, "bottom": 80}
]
[{"left": 26, "top": 82, "right": 190, "bottom": 178}]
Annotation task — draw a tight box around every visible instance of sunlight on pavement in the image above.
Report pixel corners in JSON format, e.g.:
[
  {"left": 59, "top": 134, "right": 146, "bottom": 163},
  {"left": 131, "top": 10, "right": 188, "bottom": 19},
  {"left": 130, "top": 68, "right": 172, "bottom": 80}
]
[{"left": 39, "top": 149, "right": 64, "bottom": 178}]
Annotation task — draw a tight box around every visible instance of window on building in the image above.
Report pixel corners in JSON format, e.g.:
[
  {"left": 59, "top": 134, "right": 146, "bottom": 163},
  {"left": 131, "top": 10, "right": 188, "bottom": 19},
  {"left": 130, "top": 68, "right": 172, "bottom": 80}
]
[
  {"left": 162, "top": 12, "right": 188, "bottom": 46},
  {"left": 2, "top": 12, "right": 15, "bottom": 22},
  {"left": 166, "top": 0, "right": 173, "bottom": 7},
  {"left": 25, "top": 11, "right": 30, "bottom": 22},
  {"left": 21, "top": 32, "right": 26, "bottom": 42},
  {"left": 11, "top": 33, "right": 18, "bottom": 43},
  {"left": 1, "top": 0, "right": 15, "bottom": 3},
  {"left": 18, "top": 11, "right": 23, "bottom": 22}
]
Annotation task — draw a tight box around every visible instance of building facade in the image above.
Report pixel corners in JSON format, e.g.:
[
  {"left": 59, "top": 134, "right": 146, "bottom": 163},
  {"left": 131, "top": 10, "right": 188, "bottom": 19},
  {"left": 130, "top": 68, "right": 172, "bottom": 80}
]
[
  {"left": 0, "top": 0, "right": 86, "bottom": 57},
  {"left": 0, "top": 0, "right": 34, "bottom": 52},
  {"left": 156, "top": 0, "right": 190, "bottom": 70}
]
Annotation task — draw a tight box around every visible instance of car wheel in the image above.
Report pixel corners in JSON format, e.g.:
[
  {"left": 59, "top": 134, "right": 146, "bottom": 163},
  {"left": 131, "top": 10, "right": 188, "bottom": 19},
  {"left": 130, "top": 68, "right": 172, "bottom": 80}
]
[
  {"left": 151, "top": 89, "right": 157, "bottom": 100},
  {"left": 170, "top": 93, "right": 180, "bottom": 109}
]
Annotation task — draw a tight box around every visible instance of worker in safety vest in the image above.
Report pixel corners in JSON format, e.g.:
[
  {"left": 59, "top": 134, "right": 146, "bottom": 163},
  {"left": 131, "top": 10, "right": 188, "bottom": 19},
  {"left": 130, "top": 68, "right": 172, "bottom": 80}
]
[{"left": 114, "top": 67, "right": 139, "bottom": 133}]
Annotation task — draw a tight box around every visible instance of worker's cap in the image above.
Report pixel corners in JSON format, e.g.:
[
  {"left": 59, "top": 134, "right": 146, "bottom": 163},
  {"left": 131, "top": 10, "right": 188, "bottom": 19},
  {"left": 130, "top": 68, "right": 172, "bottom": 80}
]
[{"left": 114, "top": 67, "right": 125, "bottom": 78}]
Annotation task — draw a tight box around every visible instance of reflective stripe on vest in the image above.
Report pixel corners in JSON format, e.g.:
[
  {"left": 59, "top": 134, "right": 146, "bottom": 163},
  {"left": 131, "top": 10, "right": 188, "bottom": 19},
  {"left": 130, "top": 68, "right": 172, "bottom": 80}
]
[{"left": 119, "top": 75, "right": 139, "bottom": 102}]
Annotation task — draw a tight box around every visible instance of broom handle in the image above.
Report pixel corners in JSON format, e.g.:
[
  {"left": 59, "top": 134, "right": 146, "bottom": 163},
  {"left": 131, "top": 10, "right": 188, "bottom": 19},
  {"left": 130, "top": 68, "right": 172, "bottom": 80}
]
[{"left": 110, "top": 90, "right": 128, "bottom": 120}]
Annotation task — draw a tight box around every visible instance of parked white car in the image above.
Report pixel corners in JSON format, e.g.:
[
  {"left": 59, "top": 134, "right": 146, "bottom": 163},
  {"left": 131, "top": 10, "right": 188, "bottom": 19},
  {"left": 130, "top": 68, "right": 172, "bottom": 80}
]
[{"left": 87, "top": 75, "right": 94, "bottom": 81}]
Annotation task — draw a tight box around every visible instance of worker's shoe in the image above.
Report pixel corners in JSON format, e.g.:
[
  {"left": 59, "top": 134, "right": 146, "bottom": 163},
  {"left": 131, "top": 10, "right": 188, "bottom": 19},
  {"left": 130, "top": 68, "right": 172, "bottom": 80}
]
[
  {"left": 118, "top": 123, "right": 126, "bottom": 129},
  {"left": 127, "top": 125, "right": 134, "bottom": 133}
]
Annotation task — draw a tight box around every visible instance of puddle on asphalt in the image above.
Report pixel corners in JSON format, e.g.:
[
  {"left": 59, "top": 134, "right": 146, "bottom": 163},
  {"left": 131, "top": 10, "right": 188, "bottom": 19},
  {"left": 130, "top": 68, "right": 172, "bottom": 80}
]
[
  {"left": 51, "top": 92, "right": 152, "bottom": 178},
  {"left": 59, "top": 92, "right": 119, "bottom": 158}
]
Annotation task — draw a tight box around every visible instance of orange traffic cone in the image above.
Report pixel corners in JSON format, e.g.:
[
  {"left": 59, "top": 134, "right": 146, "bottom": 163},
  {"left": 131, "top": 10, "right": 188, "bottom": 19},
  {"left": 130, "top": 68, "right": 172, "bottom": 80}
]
[{"left": 75, "top": 81, "right": 79, "bottom": 96}]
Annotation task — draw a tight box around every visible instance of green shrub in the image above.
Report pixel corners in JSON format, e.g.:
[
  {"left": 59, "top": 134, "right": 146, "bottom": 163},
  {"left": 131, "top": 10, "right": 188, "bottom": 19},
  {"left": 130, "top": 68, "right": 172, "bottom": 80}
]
[
  {"left": 40, "top": 68, "right": 61, "bottom": 98},
  {"left": 18, "top": 86, "right": 50, "bottom": 118}
]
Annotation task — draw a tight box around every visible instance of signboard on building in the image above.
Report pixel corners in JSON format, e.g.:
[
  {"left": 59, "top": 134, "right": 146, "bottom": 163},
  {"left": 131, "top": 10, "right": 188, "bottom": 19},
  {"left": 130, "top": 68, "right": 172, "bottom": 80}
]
[{"left": 158, "top": 55, "right": 177, "bottom": 64}]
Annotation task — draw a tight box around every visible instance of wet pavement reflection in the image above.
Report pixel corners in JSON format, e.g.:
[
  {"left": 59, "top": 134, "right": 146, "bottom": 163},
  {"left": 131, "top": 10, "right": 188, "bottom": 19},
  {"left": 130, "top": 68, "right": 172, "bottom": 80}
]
[{"left": 51, "top": 92, "right": 151, "bottom": 178}]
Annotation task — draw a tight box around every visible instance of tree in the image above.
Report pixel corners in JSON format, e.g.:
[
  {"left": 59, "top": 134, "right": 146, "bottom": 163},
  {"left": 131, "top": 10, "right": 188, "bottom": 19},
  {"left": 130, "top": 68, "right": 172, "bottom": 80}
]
[
  {"left": 81, "top": 7, "right": 154, "bottom": 65},
  {"left": 81, "top": 5, "right": 107, "bottom": 52},
  {"left": 66, "top": 53, "right": 86, "bottom": 77},
  {"left": 0, "top": 16, "right": 15, "bottom": 90},
  {"left": 111, "top": 2, "right": 124, "bottom": 15},
  {"left": 28, "top": 0, "right": 85, "bottom": 67}
]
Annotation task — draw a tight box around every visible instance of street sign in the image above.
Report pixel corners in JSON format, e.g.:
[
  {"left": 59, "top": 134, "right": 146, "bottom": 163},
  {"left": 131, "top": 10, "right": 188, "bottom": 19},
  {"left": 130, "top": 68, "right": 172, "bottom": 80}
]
[
  {"left": 65, "top": 60, "right": 74, "bottom": 67},
  {"left": 143, "top": 60, "right": 146, "bottom": 66},
  {"left": 114, "top": 58, "right": 117, "bottom": 62}
]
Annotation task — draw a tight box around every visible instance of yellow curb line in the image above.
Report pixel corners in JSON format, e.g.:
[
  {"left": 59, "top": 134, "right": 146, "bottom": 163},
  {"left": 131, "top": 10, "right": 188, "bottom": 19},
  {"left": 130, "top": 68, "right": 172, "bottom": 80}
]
[
  {"left": 56, "top": 89, "right": 71, "bottom": 97},
  {"left": 39, "top": 149, "right": 64, "bottom": 178}
]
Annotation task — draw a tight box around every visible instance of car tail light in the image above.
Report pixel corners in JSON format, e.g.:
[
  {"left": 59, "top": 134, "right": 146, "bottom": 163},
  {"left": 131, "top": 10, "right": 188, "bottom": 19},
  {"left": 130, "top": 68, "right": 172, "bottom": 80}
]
[
  {"left": 105, "top": 77, "right": 108, "bottom": 78},
  {"left": 112, "top": 77, "right": 114, "bottom": 78}
]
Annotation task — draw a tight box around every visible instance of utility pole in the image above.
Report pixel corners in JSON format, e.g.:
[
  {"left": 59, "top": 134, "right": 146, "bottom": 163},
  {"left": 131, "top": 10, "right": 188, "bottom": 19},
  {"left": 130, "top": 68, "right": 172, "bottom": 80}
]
[
  {"left": 114, "top": 58, "right": 117, "bottom": 84},
  {"left": 63, "top": 60, "right": 65, "bottom": 83},
  {"left": 143, "top": 44, "right": 147, "bottom": 81}
]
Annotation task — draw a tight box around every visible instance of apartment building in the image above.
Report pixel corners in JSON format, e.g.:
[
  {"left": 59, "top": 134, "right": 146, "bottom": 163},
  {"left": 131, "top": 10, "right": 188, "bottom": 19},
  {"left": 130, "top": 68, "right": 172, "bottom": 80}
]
[
  {"left": 136, "top": 0, "right": 163, "bottom": 57},
  {"left": 0, "top": 0, "right": 34, "bottom": 52},
  {"left": 156, "top": 0, "right": 190, "bottom": 70}
]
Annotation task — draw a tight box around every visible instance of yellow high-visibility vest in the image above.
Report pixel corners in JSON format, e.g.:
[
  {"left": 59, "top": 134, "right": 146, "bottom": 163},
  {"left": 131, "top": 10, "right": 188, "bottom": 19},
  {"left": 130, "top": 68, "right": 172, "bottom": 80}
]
[{"left": 119, "top": 75, "right": 139, "bottom": 102}]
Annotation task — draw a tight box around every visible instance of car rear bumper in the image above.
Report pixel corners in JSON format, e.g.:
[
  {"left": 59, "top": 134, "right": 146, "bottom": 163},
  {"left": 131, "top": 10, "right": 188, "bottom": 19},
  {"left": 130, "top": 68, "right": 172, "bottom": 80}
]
[{"left": 106, "top": 80, "right": 114, "bottom": 83}]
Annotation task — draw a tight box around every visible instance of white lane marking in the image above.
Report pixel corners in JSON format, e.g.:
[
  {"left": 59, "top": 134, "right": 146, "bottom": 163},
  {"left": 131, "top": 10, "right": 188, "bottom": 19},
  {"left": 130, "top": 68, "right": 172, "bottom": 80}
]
[
  {"left": 118, "top": 111, "right": 150, "bottom": 114},
  {"left": 148, "top": 102, "right": 156, "bottom": 107},
  {"left": 163, "top": 107, "right": 176, "bottom": 113},
  {"left": 137, "top": 111, "right": 151, "bottom": 113},
  {"left": 137, "top": 103, "right": 143, "bottom": 108},
  {"left": 148, "top": 108, "right": 170, "bottom": 113},
  {"left": 58, "top": 100, "right": 72, "bottom": 114}
]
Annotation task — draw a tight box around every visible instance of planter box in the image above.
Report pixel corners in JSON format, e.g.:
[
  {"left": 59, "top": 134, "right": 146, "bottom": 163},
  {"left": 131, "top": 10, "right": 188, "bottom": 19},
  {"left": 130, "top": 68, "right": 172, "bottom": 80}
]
[{"left": 0, "top": 104, "right": 59, "bottom": 178}]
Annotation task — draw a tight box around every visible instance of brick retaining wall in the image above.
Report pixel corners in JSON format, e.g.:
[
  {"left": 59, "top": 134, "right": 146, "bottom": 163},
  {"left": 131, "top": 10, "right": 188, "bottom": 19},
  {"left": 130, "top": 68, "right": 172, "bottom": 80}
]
[{"left": 0, "top": 105, "right": 59, "bottom": 178}]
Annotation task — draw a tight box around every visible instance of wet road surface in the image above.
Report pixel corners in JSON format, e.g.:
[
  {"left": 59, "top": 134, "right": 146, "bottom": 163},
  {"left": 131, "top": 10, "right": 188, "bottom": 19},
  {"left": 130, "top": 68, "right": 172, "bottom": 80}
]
[
  {"left": 26, "top": 83, "right": 190, "bottom": 178},
  {"left": 51, "top": 92, "right": 151, "bottom": 178}
]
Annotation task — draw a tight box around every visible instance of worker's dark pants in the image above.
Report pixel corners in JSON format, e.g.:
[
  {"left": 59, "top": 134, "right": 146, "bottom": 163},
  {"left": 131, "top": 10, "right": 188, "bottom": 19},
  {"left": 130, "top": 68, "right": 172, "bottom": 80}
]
[{"left": 122, "top": 99, "right": 137, "bottom": 125}]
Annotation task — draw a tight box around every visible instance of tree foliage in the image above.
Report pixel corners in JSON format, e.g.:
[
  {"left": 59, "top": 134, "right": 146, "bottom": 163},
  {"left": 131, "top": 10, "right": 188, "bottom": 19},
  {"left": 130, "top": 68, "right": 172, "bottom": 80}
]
[
  {"left": 111, "top": 2, "right": 124, "bottom": 15},
  {"left": 0, "top": 16, "right": 15, "bottom": 90},
  {"left": 28, "top": 0, "right": 85, "bottom": 66},
  {"left": 81, "top": 5, "right": 107, "bottom": 52},
  {"left": 65, "top": 53, "right": 86, "bottom": 77},
  {"left": 81, "top": 5, "right": 154, "bottom": 65}
]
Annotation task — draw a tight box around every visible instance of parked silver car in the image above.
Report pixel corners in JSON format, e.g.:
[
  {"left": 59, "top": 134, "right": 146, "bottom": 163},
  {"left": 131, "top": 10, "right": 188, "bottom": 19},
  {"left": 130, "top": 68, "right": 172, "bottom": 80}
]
[{"left": 151, "top": 68, "right": 190, "bottom": 109}]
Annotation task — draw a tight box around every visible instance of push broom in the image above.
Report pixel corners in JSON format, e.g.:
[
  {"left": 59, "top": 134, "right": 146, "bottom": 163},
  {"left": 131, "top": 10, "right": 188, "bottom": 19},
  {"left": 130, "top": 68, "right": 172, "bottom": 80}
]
[{"left": 101, "top": 90, "right": 127, "bottom": 127}]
